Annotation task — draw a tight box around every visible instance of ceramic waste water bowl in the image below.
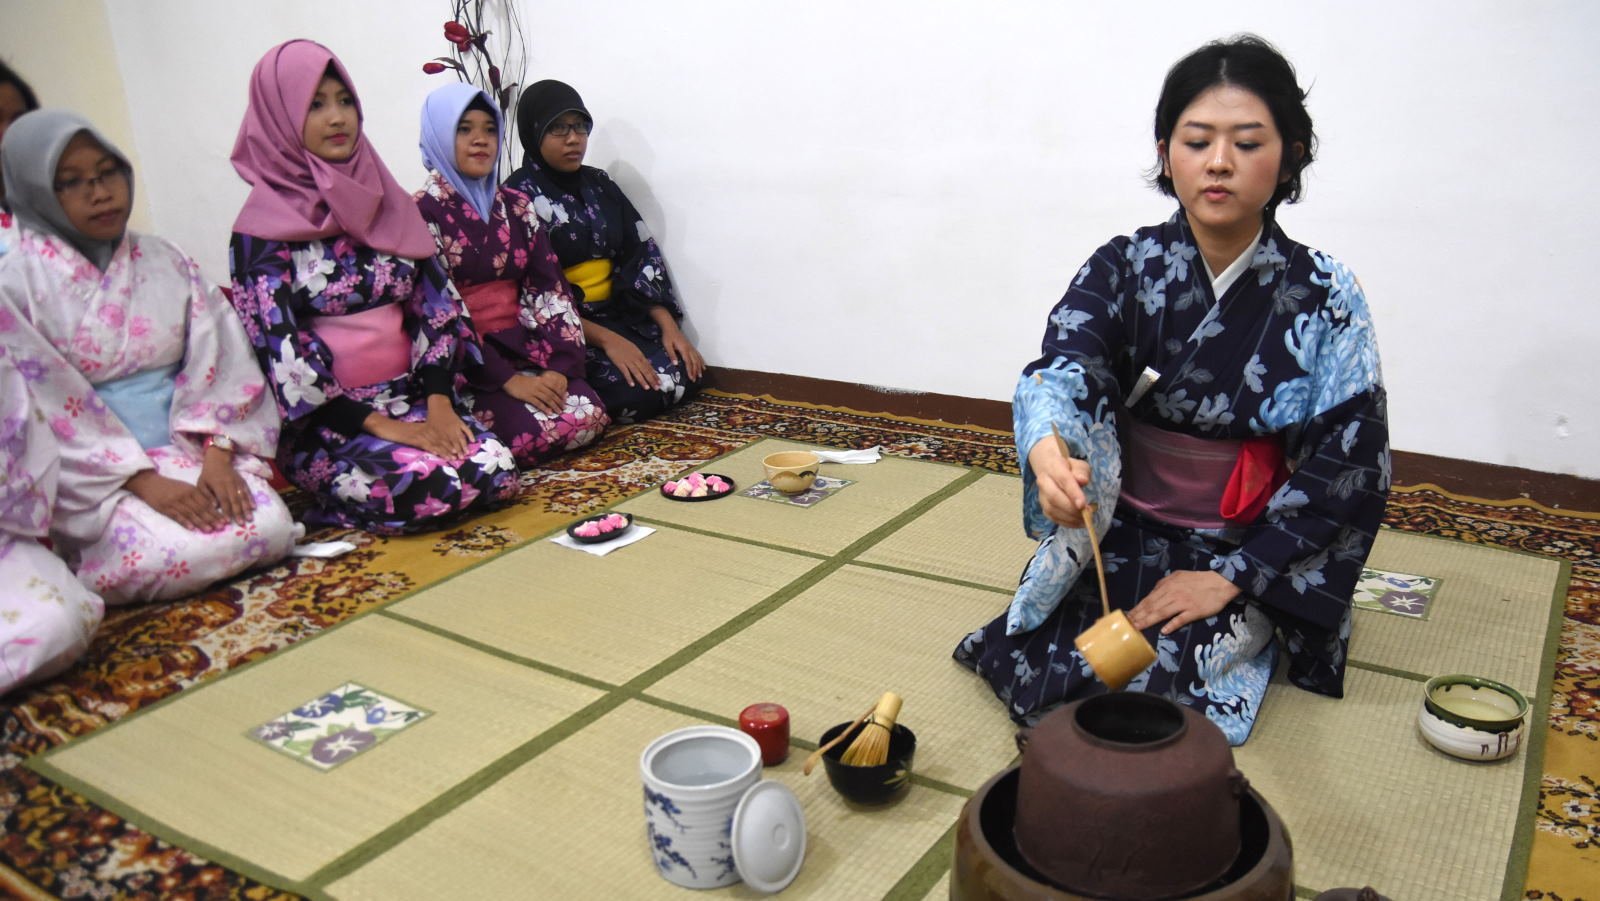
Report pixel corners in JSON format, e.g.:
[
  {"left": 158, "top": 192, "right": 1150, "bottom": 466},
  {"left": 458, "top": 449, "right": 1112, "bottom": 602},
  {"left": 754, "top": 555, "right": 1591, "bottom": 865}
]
[
  {"left": 762, "top": 451, "right": 822, "bottom": 495},
  {"left": 952, "top": 767, "right": 1295, "bottom": 901},
  {"left": 819, "top": 721, "right": 916, "bottom": 805},
  {"left": 1014, "top": 693, "right": 1246, "bottom": 899},
  {"left": 639, "top": 725, "right": 806, "bottom": 892},
  {"left": 1418, "top": 673, "right": 1528, "bottom": 761}
]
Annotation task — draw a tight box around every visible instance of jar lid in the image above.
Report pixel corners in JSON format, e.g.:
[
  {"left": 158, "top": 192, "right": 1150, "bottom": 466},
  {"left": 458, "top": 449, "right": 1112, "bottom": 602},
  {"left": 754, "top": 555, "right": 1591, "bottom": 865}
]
[{"left": 731, "top": 781, "right": 806, "bottom": 893}]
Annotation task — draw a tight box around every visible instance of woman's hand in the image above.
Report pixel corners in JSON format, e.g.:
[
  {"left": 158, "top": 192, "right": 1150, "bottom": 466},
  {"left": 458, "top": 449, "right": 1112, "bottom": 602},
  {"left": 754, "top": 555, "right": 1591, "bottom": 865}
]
[
  {"left": 1027, "top": 436, "right": 1092, "bottom": 527},
  {"left": 125, "top": 469, "right": 229, "bottom": 533},
  {"left": 505, "top": 371, "right": 567, "bottom": 415},
  {"left": 653, "top": 311, "right": 704, "bottom": 382},
  {"left": 1128, "top": 570, "right": 1241, "bottom": 635},
  {"left": 598, "top": 328, "right": 659, "bottom": 390},
  {"left": 364, "top": 396, "right": 474, "bottom": 460},
  {"left": 196, "top": 445, "right": 256, "bottom": 525}
]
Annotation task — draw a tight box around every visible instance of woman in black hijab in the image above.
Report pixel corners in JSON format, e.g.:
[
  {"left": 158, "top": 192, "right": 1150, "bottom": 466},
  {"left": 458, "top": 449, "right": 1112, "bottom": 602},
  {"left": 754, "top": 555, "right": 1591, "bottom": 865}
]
[{"left": 504, "top": 80, "right": 703, "bottom": 424}]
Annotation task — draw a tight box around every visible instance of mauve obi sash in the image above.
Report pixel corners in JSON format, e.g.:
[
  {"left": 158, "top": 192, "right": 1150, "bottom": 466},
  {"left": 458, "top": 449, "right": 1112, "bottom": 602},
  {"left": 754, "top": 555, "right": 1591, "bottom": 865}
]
[
  {"left": 1118, "top": 416, "right": 1286, "bottom": 529},
  {"left": 308, "top": 304, "right": 411, "bottom": 388},
  {"left": 457, "top": 279, "right": 520, "bottom": 335}
]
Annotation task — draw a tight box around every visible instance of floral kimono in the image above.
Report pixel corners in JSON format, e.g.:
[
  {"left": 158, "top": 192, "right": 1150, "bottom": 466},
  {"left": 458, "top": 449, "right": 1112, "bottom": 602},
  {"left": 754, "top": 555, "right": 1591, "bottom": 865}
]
[
  {"left": 229, "top": 234, "right": 519, "bottom": 534},
  {"left": 0, "top": 357, "right": 102, "bottom": 694},
  {"left": 0, "top": 229, "right": 300, "bottom": 603},
  {"left": 954, "top": 211, "right": 1390, "bottom": 744},
  {"left": 504, "top": 160, "right": 700, "bottom": 422},
  {"left": 414, "top": 172, "right": 609, "bottom": 464}
]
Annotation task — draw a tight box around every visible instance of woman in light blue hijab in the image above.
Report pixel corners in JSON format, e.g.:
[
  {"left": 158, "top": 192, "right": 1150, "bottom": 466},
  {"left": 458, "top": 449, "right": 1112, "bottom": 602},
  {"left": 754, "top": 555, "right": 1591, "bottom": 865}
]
[{"left": 414, "top": 84, "right": 609, "bottom": 466}]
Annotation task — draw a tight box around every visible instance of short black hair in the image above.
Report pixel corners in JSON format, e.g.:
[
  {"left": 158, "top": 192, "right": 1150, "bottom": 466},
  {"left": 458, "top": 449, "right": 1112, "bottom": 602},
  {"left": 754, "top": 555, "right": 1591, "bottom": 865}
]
[
  {"left": 465, "top": 93, "right": 496, "bottom": 118},
  {"left": 0, "top": 59, "right": 40, "bottom": 111},
  {"left": 1150, "top": 35, "right": 1316, "bottom": 211}
]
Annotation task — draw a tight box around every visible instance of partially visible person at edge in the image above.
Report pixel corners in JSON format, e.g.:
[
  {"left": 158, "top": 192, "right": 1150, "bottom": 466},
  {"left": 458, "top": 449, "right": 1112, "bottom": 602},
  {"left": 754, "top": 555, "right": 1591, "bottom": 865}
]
[
  {"left": 0, "top": 60, "right": 42, "bottom": 254},
  {"left": 413, "top": 83, "right": 609, "bottom": 466},
  {"left": 0, "top": 111, "right": 301, "bottom": 693},
  {"left": 227, "top": 40, "right": 517, "bottom": 534},
  {"left": 503, "top": 80, "right": 704, "bottom": 423},
  {"left": 954, "top": 35, "right": 1390, "bottom": 746}
]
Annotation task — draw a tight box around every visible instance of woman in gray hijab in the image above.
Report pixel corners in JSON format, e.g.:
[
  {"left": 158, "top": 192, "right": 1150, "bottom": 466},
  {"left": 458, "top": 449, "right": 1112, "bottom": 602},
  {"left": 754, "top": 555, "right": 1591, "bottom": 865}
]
[{"left": 0, "top": 111, "right": 297, "bottom": 632}]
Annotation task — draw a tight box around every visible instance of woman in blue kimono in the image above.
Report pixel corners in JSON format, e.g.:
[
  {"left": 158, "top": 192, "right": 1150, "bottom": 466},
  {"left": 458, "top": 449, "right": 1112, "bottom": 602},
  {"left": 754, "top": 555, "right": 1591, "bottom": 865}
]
[
  {"left": 954, "top": 35, "right": 1390, "bottom": 745},
  {"left": 503, "top": 80, "right": 703, "bottom": 424},
  {"left": 228, "top": 41, "right": 518, "bottom": 534}
]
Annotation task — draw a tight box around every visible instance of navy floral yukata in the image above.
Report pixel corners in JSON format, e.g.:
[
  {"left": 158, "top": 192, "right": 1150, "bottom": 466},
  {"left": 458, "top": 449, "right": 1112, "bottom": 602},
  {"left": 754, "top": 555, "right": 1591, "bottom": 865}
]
[
  {"left": 414, "top": 172, "right": 610, "bottom": 465},
  {"left": 954, "top": 211, "right": 1390, "bottom": 744},
  {"left": 503, "top": 160, "right": 701, "bottom": 422},
  {"left": 228, "top": 234, "right": 518, "bottom": 534}
]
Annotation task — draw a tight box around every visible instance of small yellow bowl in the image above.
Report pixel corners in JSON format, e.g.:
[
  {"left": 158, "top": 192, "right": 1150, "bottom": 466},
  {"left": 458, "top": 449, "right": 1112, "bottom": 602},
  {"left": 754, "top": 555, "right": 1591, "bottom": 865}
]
[
  {"left": 1418, "top": 674, "right": 1528, "bottom": 761},
  {"left": 762, "top": 451, "right": 821, "bottom": 495}
]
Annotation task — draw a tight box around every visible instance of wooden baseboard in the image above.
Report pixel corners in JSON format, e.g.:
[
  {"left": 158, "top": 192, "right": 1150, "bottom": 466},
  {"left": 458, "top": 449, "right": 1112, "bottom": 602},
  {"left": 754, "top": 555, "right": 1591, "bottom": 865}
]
[{"left": 703, "top": 367, "right": 1598, "bottom": 511}]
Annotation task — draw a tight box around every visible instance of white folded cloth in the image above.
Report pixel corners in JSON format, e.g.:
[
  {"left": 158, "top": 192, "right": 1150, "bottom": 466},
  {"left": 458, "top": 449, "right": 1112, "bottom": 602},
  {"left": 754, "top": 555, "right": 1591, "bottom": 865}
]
[
  {"left": 814, "top": 446, "right": 882, "bottom": 464},
  {"left": 550, "top": 524, "right": 656, "bottom": 556},
  {"left": 290, "top": 540, "right": 358, "bottom": 559}
]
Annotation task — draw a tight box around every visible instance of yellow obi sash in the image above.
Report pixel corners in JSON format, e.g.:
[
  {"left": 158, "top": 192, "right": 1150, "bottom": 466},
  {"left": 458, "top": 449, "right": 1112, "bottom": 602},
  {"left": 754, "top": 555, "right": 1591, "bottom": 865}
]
[{"left": 564, "top": 258, "right": 613, "bottom": 304}]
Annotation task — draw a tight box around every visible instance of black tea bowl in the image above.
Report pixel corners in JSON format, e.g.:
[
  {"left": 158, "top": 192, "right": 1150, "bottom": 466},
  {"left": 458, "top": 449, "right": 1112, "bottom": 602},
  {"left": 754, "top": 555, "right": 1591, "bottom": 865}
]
[{"left": 819, "top": 721, "right": 916, "bottom": 805}]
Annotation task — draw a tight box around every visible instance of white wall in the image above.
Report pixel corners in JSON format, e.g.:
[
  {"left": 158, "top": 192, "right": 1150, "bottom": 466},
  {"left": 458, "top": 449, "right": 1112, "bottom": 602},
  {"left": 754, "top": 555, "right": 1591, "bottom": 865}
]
[{"left": 59, "top": 1, "right": 1600, "bottom": 478}]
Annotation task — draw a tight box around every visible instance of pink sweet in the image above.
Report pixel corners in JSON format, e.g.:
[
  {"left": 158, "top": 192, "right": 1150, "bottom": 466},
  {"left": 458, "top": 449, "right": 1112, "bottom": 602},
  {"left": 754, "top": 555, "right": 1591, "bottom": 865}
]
[
  {"left": 605, "top": 514, "right": 628, "bottom": 527},
  {"left": 574, "top": 523, "right": 600, "bottom": 537},
  {"left": 687, "top": 472, "right": 707, "bottom": 486},
  {"left": 706, "top": 477, "right": 727, "bottom": 490},
  {"left": 673, "top": 483, "right": 693, "bottom": 497},
  {"left": 664, "top": 480, "right": 679, "bottom": 493},
  {"left": 691, "top": 485, "right": 708, "bottom": 497}
]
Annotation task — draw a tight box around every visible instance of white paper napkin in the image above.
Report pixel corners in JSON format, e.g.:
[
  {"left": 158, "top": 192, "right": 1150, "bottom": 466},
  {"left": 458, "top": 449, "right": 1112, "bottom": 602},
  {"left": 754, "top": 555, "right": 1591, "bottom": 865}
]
[
  {"left": 290, "top": 540, "right": 358, "bottom": 559},
  {"left": 814, "top": 446, "right": 882, "bottom": 464},
  {"left": 550, "top": 524, "right": 656, "bottom": 556}
]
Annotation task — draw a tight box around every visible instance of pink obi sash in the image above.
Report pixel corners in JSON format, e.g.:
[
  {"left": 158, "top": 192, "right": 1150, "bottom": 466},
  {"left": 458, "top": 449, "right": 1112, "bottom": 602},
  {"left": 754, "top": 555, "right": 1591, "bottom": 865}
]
[
  {"left": 458, "top": 280, "right": 520, "bottom": 335},
  {"left": 1119, "top": 416, "right": 1288, "bottom": 529},
  {"left": 308, "top": 304, "right": 411, "bottom": 388}
]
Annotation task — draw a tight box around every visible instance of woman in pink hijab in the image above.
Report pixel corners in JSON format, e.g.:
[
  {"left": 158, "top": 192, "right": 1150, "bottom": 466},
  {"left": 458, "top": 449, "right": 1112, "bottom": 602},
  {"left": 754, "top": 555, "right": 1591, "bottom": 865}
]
[{"left": 227, "top": 40, "right": 518, "bottom": 534}]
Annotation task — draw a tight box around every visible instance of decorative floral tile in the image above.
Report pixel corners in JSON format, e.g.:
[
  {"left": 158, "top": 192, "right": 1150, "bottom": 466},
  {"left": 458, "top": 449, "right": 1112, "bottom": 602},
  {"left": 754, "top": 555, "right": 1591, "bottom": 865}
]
[
  {"left": 250, "top": 682, "right": 429, "bottom": 771},
  {"left": 739, "top": 476, "right": 854, "bottom": 508},
  {"left": 1353, "top": 567, "right": 1440, "bottom": 620}
]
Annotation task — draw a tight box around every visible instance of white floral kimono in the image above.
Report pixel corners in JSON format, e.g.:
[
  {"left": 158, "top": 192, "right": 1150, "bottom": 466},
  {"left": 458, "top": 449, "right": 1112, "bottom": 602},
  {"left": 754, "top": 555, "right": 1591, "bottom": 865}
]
[
  {"left": 0, "top": 357, "right": 102, "bottom": 694},
  {"left": 0, "top": 228, "right": 299, "bottom": 605}
]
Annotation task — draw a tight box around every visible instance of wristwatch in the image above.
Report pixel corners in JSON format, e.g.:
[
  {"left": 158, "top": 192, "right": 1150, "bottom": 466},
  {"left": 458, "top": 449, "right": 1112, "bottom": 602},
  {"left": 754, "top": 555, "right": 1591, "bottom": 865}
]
[{"left": 204, "top": 434, "right": 236, "bottom": 453}]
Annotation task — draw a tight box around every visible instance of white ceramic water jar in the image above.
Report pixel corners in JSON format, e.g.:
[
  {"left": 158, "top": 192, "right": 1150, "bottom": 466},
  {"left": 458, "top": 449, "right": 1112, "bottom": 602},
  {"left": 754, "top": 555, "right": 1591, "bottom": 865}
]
[{"left": 639, "top": 725, "right": 805, "bottom": 892}]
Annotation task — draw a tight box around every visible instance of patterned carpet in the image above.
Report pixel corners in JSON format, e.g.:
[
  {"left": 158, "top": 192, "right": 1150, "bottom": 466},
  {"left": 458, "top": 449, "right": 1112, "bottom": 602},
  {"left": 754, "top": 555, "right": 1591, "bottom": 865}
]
[{"left": 0, "top": 391, "right": 1594, "bottom": 900}]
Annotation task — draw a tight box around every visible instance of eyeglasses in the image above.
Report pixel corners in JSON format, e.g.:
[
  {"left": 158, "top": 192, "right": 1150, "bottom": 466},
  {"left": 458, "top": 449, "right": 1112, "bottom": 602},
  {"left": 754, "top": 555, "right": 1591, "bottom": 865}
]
[
  {"left": 546, "top": 121, "right": 591, "bottom": 137},
  {"left": 53, "top": 165, "right": 128, "bottom": 199}
]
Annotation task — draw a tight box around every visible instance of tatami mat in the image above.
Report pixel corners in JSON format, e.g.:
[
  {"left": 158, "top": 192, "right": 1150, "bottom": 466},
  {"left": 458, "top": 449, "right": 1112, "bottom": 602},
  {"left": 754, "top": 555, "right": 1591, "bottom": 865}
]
[
  {"left": 645, "top": 564, "right": 1020, "bottom": 792},
  {"left": 1236, "top": 667, "right": 1529, "bottom": 900},
  {"left": 616, "top": 439, "right": 966, "bottom": 556},
  {"left": 327, "top": 700, "right": 965, "bottom": 900},
  {"left": 388, "top": 526, "right": 821, "bottom": 685},
  {"left": 856, "top": 472, "right": 1037, "bottom": 590},
  {"left": 1352, "top": 529, "right": 1561, "bottom": 693},
  {"left": 35, "top": 616, "right": 604, "bottom": 884},
  {"left": 30, "top": 453, "right": 1565, "bottom": 900}
]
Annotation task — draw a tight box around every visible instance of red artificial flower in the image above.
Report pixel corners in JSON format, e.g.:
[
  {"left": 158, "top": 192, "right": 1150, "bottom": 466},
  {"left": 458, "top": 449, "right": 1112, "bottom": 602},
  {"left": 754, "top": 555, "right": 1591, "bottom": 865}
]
[
  {"left": 423, "top": 62, "right": 447, "bottom": 75},
  {"left": 443, "top": 20, "right": 472, "bottom": 49}
]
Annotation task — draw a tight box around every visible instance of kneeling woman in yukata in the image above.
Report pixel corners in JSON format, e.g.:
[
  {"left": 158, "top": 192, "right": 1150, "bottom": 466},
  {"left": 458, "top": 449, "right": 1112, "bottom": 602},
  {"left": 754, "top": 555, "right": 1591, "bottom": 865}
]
[
  {"left": 954, "top": 36, "right": 1391, "bottom": 745},
  {"left": 504, "top": 80, "right": 704, "bottom": 424},
  {"left": 414, "top": 83, "right": 609, "bottom": 466},
  {"left": 228, "top": 41, "right": 519, "bottom": 534},
  {"left": 0, "top": 112, "right": 299, "bottom": 685}
]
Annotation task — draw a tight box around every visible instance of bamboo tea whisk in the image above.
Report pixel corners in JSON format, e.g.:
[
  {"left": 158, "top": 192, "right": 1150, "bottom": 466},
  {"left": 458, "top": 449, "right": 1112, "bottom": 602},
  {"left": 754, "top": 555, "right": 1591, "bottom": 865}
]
[
  {"left": 1052, "top": 424, "right": 1111, "bottom": 618},
  {"left": 840, "top": 692, "right": 903, "bottom": 767}
]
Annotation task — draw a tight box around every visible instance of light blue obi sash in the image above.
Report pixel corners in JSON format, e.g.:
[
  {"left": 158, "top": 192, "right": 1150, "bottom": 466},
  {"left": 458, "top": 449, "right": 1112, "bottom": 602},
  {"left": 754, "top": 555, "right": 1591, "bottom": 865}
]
[{"left": 95, "top": 363, "right": 179, "bottom": 450}]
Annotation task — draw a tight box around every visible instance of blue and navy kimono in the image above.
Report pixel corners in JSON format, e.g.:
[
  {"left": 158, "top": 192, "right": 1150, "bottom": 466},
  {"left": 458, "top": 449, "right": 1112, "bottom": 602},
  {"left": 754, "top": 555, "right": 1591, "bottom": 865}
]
[
  {"left": 954, "top": 210, "right": 1390, "bottom": 745},
  {"left": 502, "top": 160, "right": 700, "bottom": 423}
]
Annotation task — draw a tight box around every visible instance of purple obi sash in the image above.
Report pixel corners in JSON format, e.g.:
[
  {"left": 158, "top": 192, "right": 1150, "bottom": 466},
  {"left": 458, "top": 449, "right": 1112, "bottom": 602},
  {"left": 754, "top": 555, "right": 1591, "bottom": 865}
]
[
  {"left": 1119, "top": 417, "right": 1235, "bottom": 530},
  {"left": 308, "top": 304, "right": 410, "bottom": 388},
  {"left": 458, "top": 280, "right": 520, "bottom": 335}
]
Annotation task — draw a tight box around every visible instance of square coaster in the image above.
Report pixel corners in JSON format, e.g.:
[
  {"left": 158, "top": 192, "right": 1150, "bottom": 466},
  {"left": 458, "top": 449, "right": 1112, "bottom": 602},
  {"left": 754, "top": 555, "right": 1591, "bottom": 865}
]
[
  {"left": 252, "top": 681, "right": 430, "bottom": 771},
  {"left": 1352, "top": 567, "right": 1440, "bottom": 620},
  {"left": 739, "top": 475, "right": 854, "bottom": 507}
]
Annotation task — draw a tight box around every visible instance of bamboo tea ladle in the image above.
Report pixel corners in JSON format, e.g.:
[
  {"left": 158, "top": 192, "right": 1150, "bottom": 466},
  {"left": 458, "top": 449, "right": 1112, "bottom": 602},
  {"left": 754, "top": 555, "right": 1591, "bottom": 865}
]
[
  {"left": 801, "top": 701, "right": 876, "bottom": 775},
  {"left": 1052, "top": 424, "right": 1111, "bottom": 619}
]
